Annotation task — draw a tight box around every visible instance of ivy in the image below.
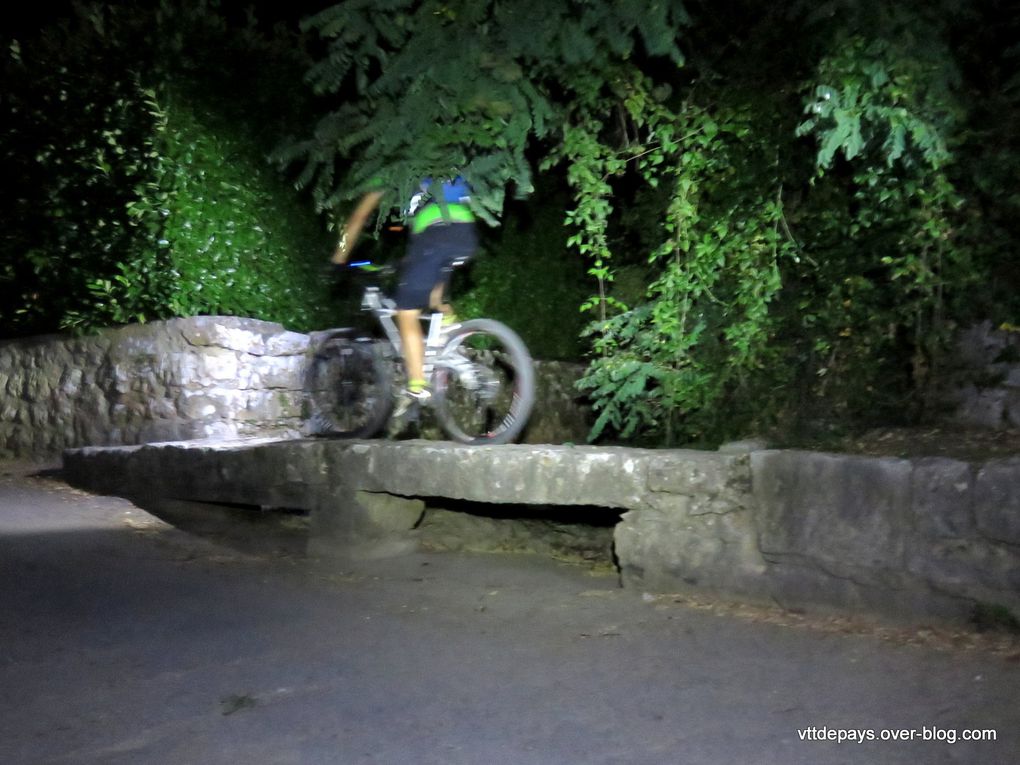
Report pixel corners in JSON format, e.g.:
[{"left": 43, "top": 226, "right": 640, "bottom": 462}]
[
  {"left": 0, "top": 2, "right": 335, "bottom": 336},
  {"left": 796, "top": 34, "right": 957, "bottom": 170},
  {"left": 567, "top": 93, "right": 794, "bottom": 443},
  {"left": 793, "top": 16, "right": 973, "bottom": 420}
]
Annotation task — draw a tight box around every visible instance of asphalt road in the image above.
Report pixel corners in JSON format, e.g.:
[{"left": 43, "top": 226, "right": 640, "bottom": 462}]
[{"left": 1, "top": 468, "right": 1018, "bottom": 765}]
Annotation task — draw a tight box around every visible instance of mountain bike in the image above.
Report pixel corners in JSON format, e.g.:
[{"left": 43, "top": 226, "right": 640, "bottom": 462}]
[{"left": 305, "top": 261, "right": 535, "bottom": 446}]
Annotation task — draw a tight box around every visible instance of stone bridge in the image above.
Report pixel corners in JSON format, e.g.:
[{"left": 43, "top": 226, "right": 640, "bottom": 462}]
[{"left": 63, "top": 437, "right": 1020, "bottom": 626}]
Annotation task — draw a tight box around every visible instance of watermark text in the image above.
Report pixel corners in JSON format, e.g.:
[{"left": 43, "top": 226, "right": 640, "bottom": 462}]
[{"left": 796, "top": 726, "right": 997, "bottom": 745}]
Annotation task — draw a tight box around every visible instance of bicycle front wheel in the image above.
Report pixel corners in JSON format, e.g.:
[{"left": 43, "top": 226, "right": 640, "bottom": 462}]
[
  {"left": 305, "top": 338, "right": 393, "bottom": 438},
  {"left": 432, "top": 319, "right": 535, "bottom": 445}
]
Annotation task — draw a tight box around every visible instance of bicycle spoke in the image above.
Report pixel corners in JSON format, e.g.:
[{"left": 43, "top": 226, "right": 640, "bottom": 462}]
[
  {"left": 433, "top": 320, "right": 534, "bottom": 445},
  {"left": 306, "top": 339, "right": 392, "bottom": 438}
]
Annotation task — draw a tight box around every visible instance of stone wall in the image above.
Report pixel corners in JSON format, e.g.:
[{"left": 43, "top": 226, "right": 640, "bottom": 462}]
[
  {"left": 0, "top": 317, "right": 592, "bottom": 460},
  {"left": 616, "top": 447, "right": 1020, "bottom": 622},
  {"left": 63, "top": 439, "right": 1020, "bottom": 624},
  {"left": 7, "top": 316, "right": 1019, "bottom": 463},
  {"left": 0, "top": 317, "right": 309, "bottom": 459},
  {"left": 940, "top": 321, "right": 1020, "bottom": 428},
  {"left": 521, "top": 360, "right": 592, "bottom": 445}
]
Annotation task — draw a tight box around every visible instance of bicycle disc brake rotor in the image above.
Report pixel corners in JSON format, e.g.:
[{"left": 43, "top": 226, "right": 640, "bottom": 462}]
[{"left": 436, "top": 343, "right": 518, "bottom": 438}]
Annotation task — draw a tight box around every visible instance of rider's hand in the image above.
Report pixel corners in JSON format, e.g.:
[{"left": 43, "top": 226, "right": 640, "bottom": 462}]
[{"left": 331, "top": 233, "right": 350, "bottom": 265}]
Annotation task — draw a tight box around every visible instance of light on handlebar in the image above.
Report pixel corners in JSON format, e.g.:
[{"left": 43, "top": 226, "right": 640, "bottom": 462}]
[{"left": 350, "top": 260, "right": 384, "bottom": 272}]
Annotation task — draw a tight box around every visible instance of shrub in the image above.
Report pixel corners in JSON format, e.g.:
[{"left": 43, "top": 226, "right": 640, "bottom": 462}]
[{"left": 0, "top": 3, "right": 335, "bottom": 337}]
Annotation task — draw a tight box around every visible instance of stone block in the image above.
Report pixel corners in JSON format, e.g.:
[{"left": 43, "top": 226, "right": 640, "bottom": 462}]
[
  {"left": 199, "top": 348, "right": 240, "bottom": 382},
  {"left": 58, "top": 368, "right": 83, "bottom": 396},
  {"left": 356, "top": 491, "right": 426, "bottom": 532},
  {"left": 906, "top": 537, "right": 1020, "bottom": 599},
  {"left": 752, "top": 450, "right": 912, "bottom": 577},
  {"left": 166, "top": 352, "right": 202, "bottom": 387},
  {"left": 178, "top": 393, "right": 221, "bottom": 420},
  {"left": 952, "top": 387, "right": 1006, "bottom": 428},
  {"left": 974, "top": 457, "right": 1020, "bottom": 545},
  {"left": 180, "top": 317, "right": 264, "bottom": 352},
  {"left": 264, "top": 331, "right": 309, "bottom": 357},
  {"left": 198, "top": 421, "right": 240, "bottom": 440},
  {"left": 335, "top": 443, "right": 650, "bottom": 509},
  {"left": 646, "top": 451, "right": 743, "bottom": 497},
  {"left": 253, "top": 354, "right": 305, "bottom": 390},
  {"left": 616, "top": 495, "right": 768, "bottom": 596},
  {"left": 910, "top": 458, "right": 975, "bottom": 538},
  {"left": 137, "top": 420, "right": 186, "bottom": 444},
  {"left": 237, "top": 389, "right": 294, "bottom": 421},
  {"left": 520, "top": 361, "right": 591, "bottom": 445},
  {"left": 179, "top": 316, "right": 300, "bottom": 357},
  {"left": 59, "top": 437, "right": 1020, "bottom": 623}
]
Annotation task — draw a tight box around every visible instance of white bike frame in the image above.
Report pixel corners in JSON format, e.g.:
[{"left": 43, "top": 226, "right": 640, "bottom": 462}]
[{"left": 360, "top": 286, "right": 476, "bottom": 386}]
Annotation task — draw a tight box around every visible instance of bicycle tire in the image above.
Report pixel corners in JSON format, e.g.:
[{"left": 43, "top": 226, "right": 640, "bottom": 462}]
[
  {"left": 432, "top": 319, "right": 535, "bottom": 445},
  {"left": 305, "top": 338, "right": 393, "bottom": 439}
]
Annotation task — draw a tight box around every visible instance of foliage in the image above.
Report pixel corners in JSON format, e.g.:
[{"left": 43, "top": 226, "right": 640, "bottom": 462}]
[
  {"left": 795, "top": 33, "right": 957, "bottom": 170},
  {"left": 281, "top": 0, "right": 691, "bottom": 367},
  {"left": 290, "top": 0, "right": 1020, "bottom": 445},
  {"left": 0, "top": 34, "right": 167, "bottom": 333},
  {"left": 948, "top": 0, "right": 1020, "bottom": 323},
  {"left": 454, "top": 190, "right": 589, "bottom": 361},
  {"left": 0, "top": 2, "right": 335, "bottom": 337},
  {"left": 564, "top": 0, "right": 1019, "bottom": 445},
  {"left": 554, "top": 0, "right": 1009, "bottom": 444},
  {"left": 551, "top": 78, "right": 794, "bottom": 442},
  {"left": 7, "top": 0, "right": 1019, "bottom": 448},
  {"left": 281, "top": 0, "right": 689, "bottom": 226},
  {"left": 782, "top": 7, "right": 977, "bottom": 434}
]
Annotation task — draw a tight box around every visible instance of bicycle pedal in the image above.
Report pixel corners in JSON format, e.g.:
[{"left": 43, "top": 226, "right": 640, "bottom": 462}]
[
  {"left": 391, "top": 396, "right": 422, "bottom": 423},
  {"left": 387, "top": 406, "right": 420, "bottom": 438}
]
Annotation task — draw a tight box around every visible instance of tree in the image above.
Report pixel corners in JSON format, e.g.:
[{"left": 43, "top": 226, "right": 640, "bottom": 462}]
[{"left": 280, "top": 0, "right": 689, "bottom": 221}]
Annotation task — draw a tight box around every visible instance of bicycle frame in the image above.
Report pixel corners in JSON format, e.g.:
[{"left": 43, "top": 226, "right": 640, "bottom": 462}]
[{"left": 359, "top": 286, "right": 472, "bottom": 385}]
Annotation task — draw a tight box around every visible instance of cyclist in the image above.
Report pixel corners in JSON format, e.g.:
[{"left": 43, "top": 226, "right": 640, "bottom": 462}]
[{"left": 331, "top": 177, "right": 478, "bottom": 414}]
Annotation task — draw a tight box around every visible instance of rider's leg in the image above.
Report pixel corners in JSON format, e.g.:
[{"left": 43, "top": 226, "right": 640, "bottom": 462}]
[
  {"left": 428, "top": 282, "right": 451, "bottom": 315},
  {"left": 396, "top": 308, "right": 427, "bottom": 393},
  {"left": 394, "top": 225, "right": 475, "bottom": 395},
  {"left": 429, "top": 277, "right": 460, "bottom": 327}
]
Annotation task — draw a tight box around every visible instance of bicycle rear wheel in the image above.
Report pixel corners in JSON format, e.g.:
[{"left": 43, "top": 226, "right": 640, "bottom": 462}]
[
  {"left": 305, "top": 338, "right": 393, "bottom": 438},
  {"left": 432, "top": 319, "right": 535, "bottom": 445}
]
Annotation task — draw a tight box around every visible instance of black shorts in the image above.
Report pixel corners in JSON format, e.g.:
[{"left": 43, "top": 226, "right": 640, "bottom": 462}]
[{"left": 395, "top": 222, "right": 478, "bottom": 310}]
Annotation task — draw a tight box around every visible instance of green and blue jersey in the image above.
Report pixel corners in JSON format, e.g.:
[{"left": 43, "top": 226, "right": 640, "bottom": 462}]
[{"left": 408, "top": 177, "right": 475, "bottom": 234}]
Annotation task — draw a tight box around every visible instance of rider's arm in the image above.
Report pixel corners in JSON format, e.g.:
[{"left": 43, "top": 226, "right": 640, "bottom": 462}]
[{"left": 332, "top": 190, "right": 385, "bottom": 264}]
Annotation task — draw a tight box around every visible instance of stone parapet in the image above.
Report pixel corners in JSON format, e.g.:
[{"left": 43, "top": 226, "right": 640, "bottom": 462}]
[
  {"left": 0, "top": 317, "right": 308, "bottom": 459},
  {"left": 1, "top": 318, "right": 591, "bottom": 460},
  {"left": 63, "top": 438, "right": 1020, "bottom": 625}
]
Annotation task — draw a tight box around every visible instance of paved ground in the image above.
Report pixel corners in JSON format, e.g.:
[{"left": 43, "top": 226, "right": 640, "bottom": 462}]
[{"left": 1, "top": 467, "right": 1018, "bottom": 765}]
